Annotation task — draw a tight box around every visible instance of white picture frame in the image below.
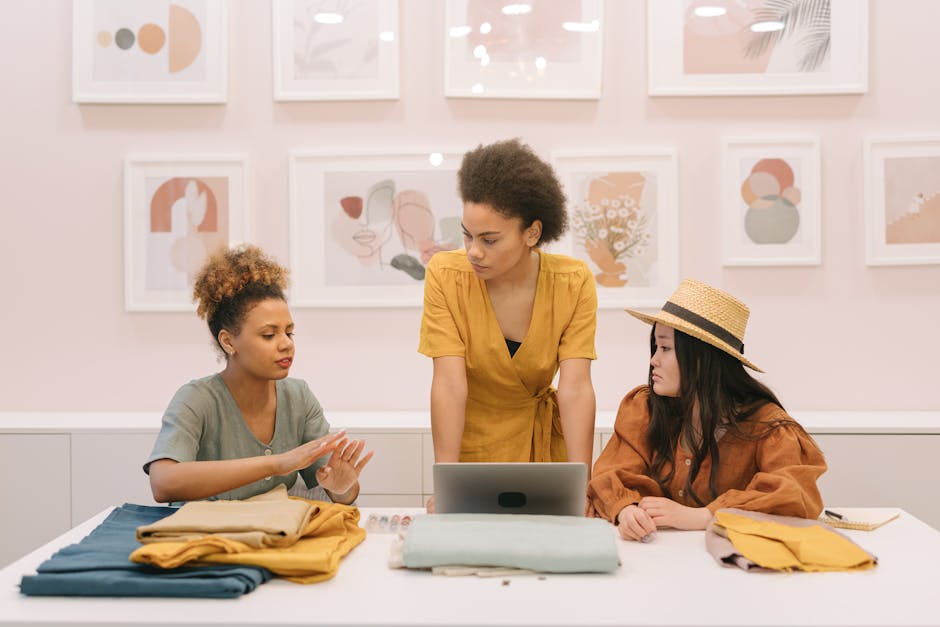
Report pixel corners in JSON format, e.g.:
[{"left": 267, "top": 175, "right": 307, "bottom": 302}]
[
  {"left": 552, "top": 150, "right": 680, "bottom": 308},
  {"left": 124, "top": 155, "right": 249, "bottom": 311},
  {"left": 444, "top": 0, "right": 604, "bottom": 99},
  {"left": 72, "top": 0, "right": 228, "bottom": 103},
  {"left": 272, "top": 0, "right": 399, "bottom": 101},
  {"left": 864, "top": 137, "right": 940, "bottom": 266},
  {"left": 721, "top": 137, "right": 821, "bottom": 266},
  {"left": 647, "top": 0, "right": 868, "bottom": 96},
  {"left": 290, "top": 150, "right": 466, "bottom": 307}
]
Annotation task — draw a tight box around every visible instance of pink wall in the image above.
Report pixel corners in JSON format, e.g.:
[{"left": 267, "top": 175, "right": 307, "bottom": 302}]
[{"left": 1, "top": 1, "right": 938, "bottom": 413}]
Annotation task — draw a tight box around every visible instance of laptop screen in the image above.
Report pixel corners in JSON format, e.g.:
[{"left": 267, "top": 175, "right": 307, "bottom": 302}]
[{"left": 433, "top": 462, "right": 587, "bottom": 516}]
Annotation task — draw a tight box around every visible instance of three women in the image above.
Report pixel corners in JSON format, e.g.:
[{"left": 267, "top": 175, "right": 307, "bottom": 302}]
[{"left": 146, "top": 140, "right": 826, "bottom": 539}]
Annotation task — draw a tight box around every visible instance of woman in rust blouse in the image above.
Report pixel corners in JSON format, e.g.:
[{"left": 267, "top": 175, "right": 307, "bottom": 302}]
[{"left": 587, "top": 279, "right": 826, "bottom": 542}]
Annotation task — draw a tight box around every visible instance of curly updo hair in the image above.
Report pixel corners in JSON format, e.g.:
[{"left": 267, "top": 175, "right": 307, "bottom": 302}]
[
  {"left": 192, "top": 244, "right": 289, "bottom": 356},
  {"left": 458, "top": 138, "right": 568, "bottom": 245}
]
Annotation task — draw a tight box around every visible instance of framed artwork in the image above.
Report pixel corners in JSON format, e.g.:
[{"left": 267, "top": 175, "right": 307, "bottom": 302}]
[
  {"left": 721, "top": 138, "right": 821, "bottom": 266},
  {"left": 647, "top": 0, "right": 868, "bottom": 96},
  {"left": 444, "top": 0, "right": 604, "bottom": 99},
  {"left": 124, "top": 156, "right": 249, "bottom": 311},
  {"left": 865, "top": 138, "right": 940, "bottom": 266},
  {"left": 72, "top": 0, "right": 228, "bottom": 103},
  {"left": 272, "top": 0, "right": 399, "bottom": 101},
  {"left": 290, "top": 151, "right": 465, "bottom": 307},
  {"left": 552, "top": 150, "right": 680, "bottom": 308}
]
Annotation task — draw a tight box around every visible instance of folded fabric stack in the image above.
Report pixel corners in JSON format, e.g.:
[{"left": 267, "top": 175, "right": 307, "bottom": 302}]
[
  {"left": 131, "top": 485, "right": 365, "bottom": 583},
  {"left": 19, "top": 504, "right": 272, "bottom": 598},
  {"left": 707, "top": 508, "right": 877, "bottom": 573},
  {"left": 389, "top": 514, "right": 619, "bottom": 575},
  {"left": 136, "top": 484, "right": 319, "bottom": 549}
]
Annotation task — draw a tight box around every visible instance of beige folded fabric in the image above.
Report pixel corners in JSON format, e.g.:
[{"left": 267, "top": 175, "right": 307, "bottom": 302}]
[{"left": 137, "top": 484, "right": 319, "bottom": 549}]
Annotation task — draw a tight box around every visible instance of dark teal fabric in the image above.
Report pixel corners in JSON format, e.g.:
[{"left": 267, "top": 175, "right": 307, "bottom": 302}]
[{"left": 20, "top": 504, "right": 272, "bottom": 598}]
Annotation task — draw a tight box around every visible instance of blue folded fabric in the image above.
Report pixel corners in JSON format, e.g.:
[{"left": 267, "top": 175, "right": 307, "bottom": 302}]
[
  {"left": 402, "top": 514, "right": 619, "bottom": 573},
  {"left": 20, "top": 503, "right": 272, "bottom": 598}
]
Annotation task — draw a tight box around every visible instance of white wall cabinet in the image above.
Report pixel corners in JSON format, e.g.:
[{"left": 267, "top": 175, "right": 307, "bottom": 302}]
[
  {"left": 70, "top": 433, "right": 159, "bottom": 525},
  {"left": 0, "top": 435, "right": 72, "bottom": 568},
  {"left": 813, "top": 434, "right": 940, "bottom": 525},
  {"left": 1, "top": 412, "right": 938, "bottom": 568}
]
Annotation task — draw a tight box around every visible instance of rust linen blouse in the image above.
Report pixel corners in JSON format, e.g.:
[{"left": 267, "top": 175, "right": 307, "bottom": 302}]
[{"left": 587, "top": 386, "right": 827, "bottom": 523}]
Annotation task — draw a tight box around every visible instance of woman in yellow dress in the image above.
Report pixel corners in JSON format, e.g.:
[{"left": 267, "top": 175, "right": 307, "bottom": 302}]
[{"left": 418, "top": 139, "right": 598, "bottom": 480}]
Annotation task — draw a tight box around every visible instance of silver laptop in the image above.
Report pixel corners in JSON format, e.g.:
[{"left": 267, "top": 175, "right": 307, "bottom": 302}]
[{"left": 433, "top": 462, "right": 587, "bottom": 516}]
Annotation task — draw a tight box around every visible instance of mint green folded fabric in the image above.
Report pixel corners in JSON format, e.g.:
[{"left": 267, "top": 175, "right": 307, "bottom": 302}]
[{"left": 401, "top": 514, "right": 619, "bottom": 573}]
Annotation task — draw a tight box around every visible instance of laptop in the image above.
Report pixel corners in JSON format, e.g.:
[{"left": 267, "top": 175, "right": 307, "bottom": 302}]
[{"left": 433, "top": 462, "right": 587, "bottom": 516}]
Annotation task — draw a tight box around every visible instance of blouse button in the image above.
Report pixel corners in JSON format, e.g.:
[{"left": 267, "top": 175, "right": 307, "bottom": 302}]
[
  {"left": 678, "top": 489, "right": 684, "bottom": 497},
  {"left": 264, "top": 449, "right": 272, "bottom": 456},
  {"left": 265, "top": 476, "right": 272, "bottom": 481},
  {"left": 685, "top": 458, "right": 691, "bottom": 466}
]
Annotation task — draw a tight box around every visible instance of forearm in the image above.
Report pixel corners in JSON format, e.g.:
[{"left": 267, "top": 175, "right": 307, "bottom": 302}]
[
  {"left": 430, "top": 374, "right": 467, "bottom": 463},
  {"left": 149, "top": 456, "right": 280, "bottom": 503},
  {"left": 431, "top": 385, "right": 467, "bottom": 462},
  {"left": 557, "top": 380, "right": 596, "bottom": 470}
]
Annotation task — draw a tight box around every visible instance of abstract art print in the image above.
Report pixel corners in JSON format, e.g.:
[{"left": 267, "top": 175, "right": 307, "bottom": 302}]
[
  {"left": 272, "top": 0, "right": 399, "bottom": 100},
  {"left": 290, "top": 151, "right": 464, "bottom": 306},
  {"left": 552, "top": 151, "right": 680, "bottom": 308},
  {"left": 444, "top": 0, "right": 603, "bottom": 99},
  {"left": 648, "top": 0, "right": 867, "bottom": 96},
  {"left": 124, "top": 156, "right": 249, "bottom": 311},
  {"left": 721, "top": 138, "right": 821, "bottom": 266},
  {"left": 72, "top": 0, "right": 228, "bottom": 103},
  {"left": 865, "top": 138, "right": 940, "bottom": 265}
]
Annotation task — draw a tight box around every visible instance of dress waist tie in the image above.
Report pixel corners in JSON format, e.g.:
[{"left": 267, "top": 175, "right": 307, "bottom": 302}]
[{"left": 531, "top": 386, "right": 559, "bottom": 462}]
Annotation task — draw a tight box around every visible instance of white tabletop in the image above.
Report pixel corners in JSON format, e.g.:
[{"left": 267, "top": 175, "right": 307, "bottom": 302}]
[{"left": 1, "top": 507, "right": 939, "bottom": 627}]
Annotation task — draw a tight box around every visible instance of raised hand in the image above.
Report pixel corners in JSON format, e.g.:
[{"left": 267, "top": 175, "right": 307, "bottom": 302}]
[{"left": 316, "top": 438, "right": 374, "bottom": 498}]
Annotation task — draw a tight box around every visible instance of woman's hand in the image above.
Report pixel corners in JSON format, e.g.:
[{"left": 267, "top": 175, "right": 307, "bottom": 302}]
[
  {"left": 616, "top": 504, "right": 657, "bottom": 542},
  {"left": 638, "top": 496, "right": 713, "bottom": 530},
  {"left": 425, "top": 495, "right": 435, "bottom": 513},
  {"left": 316, "top": 438, "right": 374, "bottom": 498},
  {"left": 275, "top": 431, "right": 346, "bottom": 475}
]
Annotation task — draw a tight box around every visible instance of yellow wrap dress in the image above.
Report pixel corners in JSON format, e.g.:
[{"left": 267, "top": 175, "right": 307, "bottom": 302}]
[{"left": 418, "top": 249, "right": 597, "bottom": 462}]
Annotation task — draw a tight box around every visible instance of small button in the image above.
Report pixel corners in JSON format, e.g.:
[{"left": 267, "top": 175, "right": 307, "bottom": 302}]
[
  {"left": 685, "top": 458, "right": 691, "bottom": 466},
  {"left": 264, "top": 449, "right": 272, "bottom": 456},
  {"left": 264, "top": 476, "right": 272, "bottom": 481},
  {"left": 678, "top": 489, "right": 684, "bottom": 497}
]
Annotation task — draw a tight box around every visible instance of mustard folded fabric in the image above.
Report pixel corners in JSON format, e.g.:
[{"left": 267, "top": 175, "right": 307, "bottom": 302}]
[
  {"left": 713, "top": 510, "right": 876, "bottom": 572},
  {"left": 131, "top": 497, "right": 365, "bottom": 583},
  {"left": 136, "top": 484, "right": 318, "bottom": 549}
]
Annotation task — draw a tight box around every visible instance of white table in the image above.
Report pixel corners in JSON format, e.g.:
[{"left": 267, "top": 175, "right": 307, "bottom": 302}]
[{"left": 1, "top": 507, "right": 939, "bottom": 627}]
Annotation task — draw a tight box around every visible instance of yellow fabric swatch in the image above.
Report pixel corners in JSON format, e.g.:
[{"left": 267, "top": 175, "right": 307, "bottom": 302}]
[
  {"left": 714, "top": 510, "right": 876, "bottom": 572},
  {"left": 131, "top": 498, "right": 365, "bottom": 583}
]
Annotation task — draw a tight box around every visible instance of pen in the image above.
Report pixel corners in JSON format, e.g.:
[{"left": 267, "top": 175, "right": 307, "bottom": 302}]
[{"left": 824, "top": 509, "right": 843, "bottom": 520}]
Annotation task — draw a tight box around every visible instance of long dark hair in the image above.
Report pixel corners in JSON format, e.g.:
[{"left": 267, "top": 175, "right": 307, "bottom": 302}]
[{"left": 646, "top": 324, "right": 789, "bottom": 506}]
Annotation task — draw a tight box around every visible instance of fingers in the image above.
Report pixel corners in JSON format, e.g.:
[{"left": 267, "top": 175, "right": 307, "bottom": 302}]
[
  {"left": 309, "top": 432, "right": 346, "bottom": 458},
  {"left": 618, "top": 506, "right": 656, "bottom": 541},
  {"left": 342, "top": 439, "right": 365, "bottom": 462},
  {"left": 316, "top": 430, "right": 346, "bottom": 447},
  {"left": 354, "top": 449, "right": 375, "bottom": 472}
]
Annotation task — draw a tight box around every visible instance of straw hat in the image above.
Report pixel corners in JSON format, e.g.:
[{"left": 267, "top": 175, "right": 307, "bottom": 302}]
[{"left": 625, "top": 279, "right": 762, "bottom": 372}]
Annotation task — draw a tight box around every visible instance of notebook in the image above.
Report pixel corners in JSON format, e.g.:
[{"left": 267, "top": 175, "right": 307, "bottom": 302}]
[
  {"left": 433, "top": 462, "right": 587, "bottom": 516},
  {"left": 819, "top": 507, "right": 901, "bottom": 531}
]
